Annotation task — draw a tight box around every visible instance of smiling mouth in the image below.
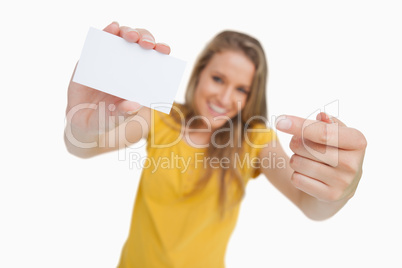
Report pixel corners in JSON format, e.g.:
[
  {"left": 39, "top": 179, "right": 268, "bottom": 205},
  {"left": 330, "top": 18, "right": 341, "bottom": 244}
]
[{"left": 208, "top": 102, "right": 227, "bottom": 115}]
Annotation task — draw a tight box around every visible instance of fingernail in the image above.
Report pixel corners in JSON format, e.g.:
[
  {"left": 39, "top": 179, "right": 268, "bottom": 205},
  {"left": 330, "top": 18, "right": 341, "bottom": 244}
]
[
  {"left": 127, "top": 105, "right": 143, "bottom": 115},
  {"left": 157, "top": 42, "right": 170, "bottom": 47},
  {"left": 276, "top": 116, "right": 292, "bottom": 130},
  {"left": 128, "top": 28, "right": 139, "bottom": 35},
  {"left": 141, "top": 34, "right": 155, "bottom": 45}
]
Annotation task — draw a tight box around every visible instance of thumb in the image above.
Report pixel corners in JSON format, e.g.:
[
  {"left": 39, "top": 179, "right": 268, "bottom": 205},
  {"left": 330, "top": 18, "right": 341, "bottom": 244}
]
[
  {"left": 115, "top": 100, "right": 143, "bottom": 117},
  {"left": 316, "top": 112, "right": 346, "bottom": 127}
]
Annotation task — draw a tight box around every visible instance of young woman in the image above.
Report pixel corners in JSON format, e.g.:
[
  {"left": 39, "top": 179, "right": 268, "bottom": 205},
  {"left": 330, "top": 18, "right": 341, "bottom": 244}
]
[{"left": 65, "top": 22, "right": 367, "bottom": 268}]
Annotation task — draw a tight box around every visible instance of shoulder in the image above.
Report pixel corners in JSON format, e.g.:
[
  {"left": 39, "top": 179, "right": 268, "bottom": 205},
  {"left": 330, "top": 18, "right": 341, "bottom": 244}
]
[
  {"left": 149, "top": 102, "right": 185, "bottom": 128},
  {"left": 146, "top": 102, "right": 186, "bottom": 144}
]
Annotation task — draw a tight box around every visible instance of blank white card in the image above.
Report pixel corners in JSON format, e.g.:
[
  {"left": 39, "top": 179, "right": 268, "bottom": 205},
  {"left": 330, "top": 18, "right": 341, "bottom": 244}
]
[{"left": 73, "top": 27, "right": 187, "bottom": 114}]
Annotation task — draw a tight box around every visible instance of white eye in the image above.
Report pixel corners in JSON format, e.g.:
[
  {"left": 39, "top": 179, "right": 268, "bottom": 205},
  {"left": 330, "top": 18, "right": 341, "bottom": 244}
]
[
  {"left": 212, "top": 76, "right": 223, "bottom": 83},
  {"left": 237, "top": 87, "right": 248, "bottom": 94}
]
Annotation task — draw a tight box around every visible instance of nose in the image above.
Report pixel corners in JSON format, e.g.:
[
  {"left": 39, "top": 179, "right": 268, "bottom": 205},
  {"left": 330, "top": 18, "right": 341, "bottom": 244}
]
[{"left": 218, "top": 87, "right": 234, "bottom": 107}]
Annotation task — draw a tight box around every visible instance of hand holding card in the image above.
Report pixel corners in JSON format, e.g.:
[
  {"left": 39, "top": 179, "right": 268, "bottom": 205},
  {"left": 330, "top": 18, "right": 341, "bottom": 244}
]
[{"left": 66, "top": 22, "right": 186, "bottom": 136}]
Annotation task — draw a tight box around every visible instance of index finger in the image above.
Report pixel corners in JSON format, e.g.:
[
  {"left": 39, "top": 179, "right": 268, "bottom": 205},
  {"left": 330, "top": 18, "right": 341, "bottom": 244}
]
[
  {"left": 275, "top": 115, "right": 364, "bottom": 150},
  {"left": 119, "top": 26, "right": 170, "bottom": 54},
  {"left": 136, "top": 28, "right": 171, "bottom": 54},
  {"left": 103, "top": 21, "right": 121, "bottom": 35}
]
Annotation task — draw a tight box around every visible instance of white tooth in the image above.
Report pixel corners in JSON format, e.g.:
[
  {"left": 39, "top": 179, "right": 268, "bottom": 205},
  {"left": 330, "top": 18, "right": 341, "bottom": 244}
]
[{"left": 209, "top": 103, "right": 227, "bottom": 114}]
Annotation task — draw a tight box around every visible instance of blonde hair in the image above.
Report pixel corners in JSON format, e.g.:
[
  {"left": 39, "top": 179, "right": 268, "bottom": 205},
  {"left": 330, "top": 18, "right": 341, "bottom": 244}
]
[{"left": 167, "top": 30, "right": 268, "bottom": 218}]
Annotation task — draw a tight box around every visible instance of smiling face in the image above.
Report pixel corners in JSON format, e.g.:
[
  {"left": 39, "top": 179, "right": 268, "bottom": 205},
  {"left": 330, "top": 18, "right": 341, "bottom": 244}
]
[{"left": 193, "top": 50, "right": 256, "bottom": 130}]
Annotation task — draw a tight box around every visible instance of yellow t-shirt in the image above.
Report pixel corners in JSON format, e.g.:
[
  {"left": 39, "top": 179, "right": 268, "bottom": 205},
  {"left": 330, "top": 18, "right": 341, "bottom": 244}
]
[{"left": 117, "top": 105, "right": 277, "bottom": 268}]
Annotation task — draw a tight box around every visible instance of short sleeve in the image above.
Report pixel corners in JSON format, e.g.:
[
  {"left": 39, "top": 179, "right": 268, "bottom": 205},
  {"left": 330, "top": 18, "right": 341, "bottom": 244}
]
[{"left": 244, "top": 124, "right": 278, "bottom": 179}]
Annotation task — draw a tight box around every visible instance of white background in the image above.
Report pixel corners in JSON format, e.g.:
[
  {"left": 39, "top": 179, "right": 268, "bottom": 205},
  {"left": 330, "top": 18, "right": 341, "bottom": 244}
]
[{"left": 1, "top": 0, "right": 401, "bottom": 267}]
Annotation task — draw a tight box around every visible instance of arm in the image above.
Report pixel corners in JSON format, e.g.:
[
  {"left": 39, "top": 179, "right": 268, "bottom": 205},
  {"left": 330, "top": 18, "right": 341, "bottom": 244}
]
[
  {"left": 259, "top": 113, "right": 367, "bottom": 221},
  {"left": 64, "top": 106, "right": 151, "bottom": 158}
]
